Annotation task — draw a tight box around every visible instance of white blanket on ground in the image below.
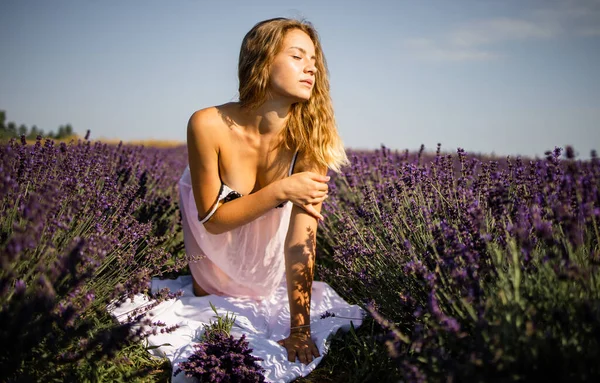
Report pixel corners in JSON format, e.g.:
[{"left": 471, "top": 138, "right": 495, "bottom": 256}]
[{"left": 110, "top": 276, "right": 365, "bottom": 383}]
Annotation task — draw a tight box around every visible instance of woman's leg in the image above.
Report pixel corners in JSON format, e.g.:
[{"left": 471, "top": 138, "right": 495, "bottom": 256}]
[{"left": 192, "top": 275, "right": 210, "bottom": 297}]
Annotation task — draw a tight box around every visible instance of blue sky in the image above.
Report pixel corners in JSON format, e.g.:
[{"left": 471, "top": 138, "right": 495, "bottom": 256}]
[{"left": 1, "top": 0, "right": 599, "bottom": 159}]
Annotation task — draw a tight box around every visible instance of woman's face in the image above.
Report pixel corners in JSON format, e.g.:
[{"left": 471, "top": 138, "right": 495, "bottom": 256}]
[{"left": 268, "top": 29, "right": 317, "bottom": 103}]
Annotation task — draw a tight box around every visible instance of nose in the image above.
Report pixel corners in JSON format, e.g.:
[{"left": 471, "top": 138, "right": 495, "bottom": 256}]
[{"left": 305, "top": 62, "right": 317, "bottom": 76}]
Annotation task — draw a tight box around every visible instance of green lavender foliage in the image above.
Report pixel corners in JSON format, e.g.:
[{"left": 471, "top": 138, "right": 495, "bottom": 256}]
[
  {"left": 201, "top": 301, "right": 238, "bottom": 341},
  {"left": 317, "top": 145, "right": 600, "bottom": 382},
  {"left": 0, "top": 137, "right": 188, "bottom": 381}
]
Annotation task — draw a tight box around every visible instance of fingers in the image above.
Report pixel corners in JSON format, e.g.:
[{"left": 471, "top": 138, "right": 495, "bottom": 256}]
[
  {"left": 287, "top": 349, "right": 313, "bottom": 364},
  {"left": 303, "top": 204, "right": 324, "bottom": 221},
  {"left": 287, "top": 348, "right": 296, "bottom": 363},
  {"left": 312, "top": 345, "right": 321, "bottom": 358},
  {"left": 309, "top": 172, "right": 330, "bottom": 183},
  {"left": 316, "top": 194, "right": 328, "bottom": 203},
  {"left": 279, "top": 340, "right": 319, "bottom": 365},
  {"left": 298, "top": 349, "right": 309, "bottom": 364},
  {"left": 314, "top": 180, "right": 329, "bottom": 193},
  {"left": 300, "top": 347, "right": 319, "bottom": 364},
  {"left": 279, "top": 339, "right": 298, "bottom": 363},
  {"left": 306, "top": 172, "right": 331, "bottom": 187},
  {"left": 313, "top": 189, "right": 329, "bottom": 198},
  {"left": 308, "top": 191, "right": 328, "bottom": 204},
  {"left": 308, "top": 195, "right": 328, "bottom": 206}
]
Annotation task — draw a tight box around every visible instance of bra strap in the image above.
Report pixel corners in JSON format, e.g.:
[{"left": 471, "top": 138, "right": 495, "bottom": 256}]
[{"left": 288, "top": 150, "right": 299, "bottom": 177}]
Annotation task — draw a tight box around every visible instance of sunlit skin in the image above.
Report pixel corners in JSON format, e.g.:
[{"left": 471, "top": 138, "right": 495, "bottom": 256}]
[
  {"left": 187, "top": 28, "right": 325, "bottom": 364},
  {"left": 268, "top": 29, "right": 317, "bottom": 103}
]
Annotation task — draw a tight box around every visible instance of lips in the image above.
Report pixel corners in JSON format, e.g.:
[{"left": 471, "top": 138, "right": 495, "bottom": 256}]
[{"left": 300, "top": 79, "right": 313, "bottom": 87}]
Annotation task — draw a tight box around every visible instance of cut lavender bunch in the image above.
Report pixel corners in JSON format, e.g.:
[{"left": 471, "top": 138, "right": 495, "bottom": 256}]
[
  {"left": 174, "top": 332, "right": 266, "bottom": 383},
  {"left": 175, "top": 302, "right": 266, "bottom": 382}
]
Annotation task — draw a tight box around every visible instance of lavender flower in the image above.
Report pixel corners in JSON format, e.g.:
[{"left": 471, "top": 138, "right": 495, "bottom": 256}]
[
  {"left": 320, "top": 310, "right": 336, "bottom": 319},
  {"left": 318, "top": 144, "right": 600, "bottom": 381},
  {"left": 1, "top": 135, "right": 188, "bottom": 380},
  {"left": 174, "top": 332, "right": 266, "bottom": 383}
]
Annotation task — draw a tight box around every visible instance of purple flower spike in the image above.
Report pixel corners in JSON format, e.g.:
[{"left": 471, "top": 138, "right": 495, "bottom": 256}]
[
  {"left": 320, "top": 310, "right": 336, "bottom": 319},
  {"left": 14, "top": 279, "right": 26, "bottom": 295},
  {"left": 174, "top": 332, "right": 266, "bottom": 382}
]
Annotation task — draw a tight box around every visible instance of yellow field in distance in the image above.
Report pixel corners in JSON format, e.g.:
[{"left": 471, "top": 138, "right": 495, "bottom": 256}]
[{"left": 12, "top": 136, "right": 185, "bottom": 148}]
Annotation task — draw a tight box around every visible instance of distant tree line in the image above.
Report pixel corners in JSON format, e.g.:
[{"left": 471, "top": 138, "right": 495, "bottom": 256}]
[{"left": 0, "top": 110, "right": 76, "bottom": 141}]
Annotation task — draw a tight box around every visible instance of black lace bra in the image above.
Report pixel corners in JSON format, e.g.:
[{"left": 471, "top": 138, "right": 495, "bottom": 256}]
[{"left": 198, "top": 150, "right": 299, "bottom": 224}]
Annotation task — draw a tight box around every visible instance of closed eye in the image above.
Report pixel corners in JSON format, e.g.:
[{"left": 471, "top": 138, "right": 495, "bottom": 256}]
[{"left": 292, "top": 55, "right": 302, "bottom": 60}]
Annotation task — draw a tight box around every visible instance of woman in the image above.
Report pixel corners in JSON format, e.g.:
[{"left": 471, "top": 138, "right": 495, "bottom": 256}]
[{"left": 178, "top": 17, "right": 348, "bottom": 366}]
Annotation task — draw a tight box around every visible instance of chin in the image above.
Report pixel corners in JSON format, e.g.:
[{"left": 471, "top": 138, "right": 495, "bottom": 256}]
[{"left": 294, "top": 90, "right": 313, "bottom": 102}]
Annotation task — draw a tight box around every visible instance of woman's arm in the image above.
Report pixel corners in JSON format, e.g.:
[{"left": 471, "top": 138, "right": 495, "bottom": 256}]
[
  {"left": 277, "top": 156, "right": 326, "bottom": 364},
  {"left": 187, "top": 108, "right": 288, "bottom": 235},
  {"left": 284, "top": 204, "right": 321, "bottom": 330},
  {"left": 187, "top": 108, "right": 329, "bottom": 235},
  {"left": 283, "top": 156, "right": 327, "bottom": 332}
]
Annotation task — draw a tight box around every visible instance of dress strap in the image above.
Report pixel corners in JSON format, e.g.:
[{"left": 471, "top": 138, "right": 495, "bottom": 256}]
[{"left": 288, "top": 150, "right": 300, "bottom": 177}]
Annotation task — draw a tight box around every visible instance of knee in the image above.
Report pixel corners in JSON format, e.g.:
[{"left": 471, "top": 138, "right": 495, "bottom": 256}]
[{"left": 192, "top": 277, "right": 209, "bottom": 297}]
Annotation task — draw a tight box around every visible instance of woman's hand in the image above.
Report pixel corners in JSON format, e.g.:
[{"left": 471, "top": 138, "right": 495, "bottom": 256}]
[
  {"left": 277, "top": 330, "right": 321, "bottom": 364},
  {"left": 281, "top": 172, "right": 329, "bottom": 220}
]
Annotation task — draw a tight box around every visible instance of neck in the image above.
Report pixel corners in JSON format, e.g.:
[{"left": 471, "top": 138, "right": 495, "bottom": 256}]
[{"left": 241, "top": 97, "right": 293, "bottom": 136}]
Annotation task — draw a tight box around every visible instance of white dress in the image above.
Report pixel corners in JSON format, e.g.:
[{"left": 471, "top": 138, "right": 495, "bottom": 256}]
[{"left": 178, "top": 151, "right": 299, "bottom": 301}]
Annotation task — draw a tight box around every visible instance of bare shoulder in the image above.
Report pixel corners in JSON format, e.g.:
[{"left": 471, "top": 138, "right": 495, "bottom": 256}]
[
  {"left": 294, "top": 150, "right": 328, "bottom": 176},
  {"left": 187, "top": 106, "right": 223, "bottom": 140},
  {"left": 188, "top": 103, "right": 239, "bottom": 153},
  {"left": 185, "top": 105, "right": 236, "bottom": 224},
  {"left": 187, "top": 103, "right": 242, "bottom": 140}
]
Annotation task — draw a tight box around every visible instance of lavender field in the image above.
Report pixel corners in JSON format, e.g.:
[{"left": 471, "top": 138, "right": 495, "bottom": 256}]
[{"left": 1, "top": 136, "right": 599, "bottom": 382}]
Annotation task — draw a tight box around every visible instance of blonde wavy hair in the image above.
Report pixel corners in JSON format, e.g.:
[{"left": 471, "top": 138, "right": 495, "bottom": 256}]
[{"left": 238, "top": 17, "right": 349, "bottom": 173}]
